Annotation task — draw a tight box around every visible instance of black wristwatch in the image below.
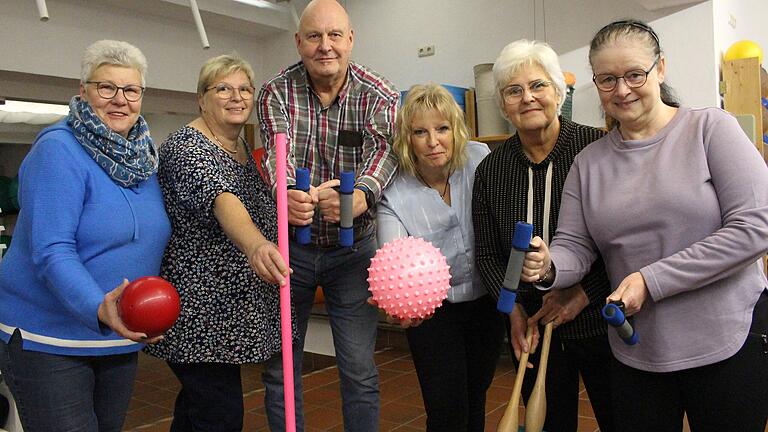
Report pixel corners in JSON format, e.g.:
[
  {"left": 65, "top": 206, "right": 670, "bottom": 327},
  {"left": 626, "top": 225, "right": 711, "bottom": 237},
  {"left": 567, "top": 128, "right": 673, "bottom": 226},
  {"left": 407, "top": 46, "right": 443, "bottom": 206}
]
[{"left": 355, "top": 185, "right": 376, "bottom": 210}]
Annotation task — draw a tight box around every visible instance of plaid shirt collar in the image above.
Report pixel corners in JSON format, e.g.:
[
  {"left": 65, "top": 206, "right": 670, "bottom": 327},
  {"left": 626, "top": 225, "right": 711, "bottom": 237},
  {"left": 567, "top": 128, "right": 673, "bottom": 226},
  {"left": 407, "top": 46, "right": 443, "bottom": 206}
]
[{"left": 299, "top": 62, "right": 354, "bottom": 107}]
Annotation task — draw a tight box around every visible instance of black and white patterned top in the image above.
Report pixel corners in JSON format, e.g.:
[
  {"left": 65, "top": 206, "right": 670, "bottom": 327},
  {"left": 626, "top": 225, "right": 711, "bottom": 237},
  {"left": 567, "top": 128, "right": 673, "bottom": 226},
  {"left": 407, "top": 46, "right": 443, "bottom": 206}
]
[
  {"left": 144, "top": 126, "right": 293, "bottom": 364},
  {"left": 473, "top": 118, "right": 610, "bottom": 340}
]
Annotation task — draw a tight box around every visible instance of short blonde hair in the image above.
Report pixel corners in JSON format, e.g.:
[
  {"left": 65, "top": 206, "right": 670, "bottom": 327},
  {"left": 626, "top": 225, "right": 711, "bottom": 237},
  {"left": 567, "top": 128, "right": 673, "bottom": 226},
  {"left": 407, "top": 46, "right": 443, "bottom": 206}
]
[
  {"left": 394, "top": 84, "right": 469, "bottom": 176},
  {"left": 81, "top": 40, "right": 147, "bottom": 86},
  {"left": 196, "top": 53, "right": 255, "bottom": 98},
  {"left": 492, "top": 39, "right": 566, "bottom": 115}
]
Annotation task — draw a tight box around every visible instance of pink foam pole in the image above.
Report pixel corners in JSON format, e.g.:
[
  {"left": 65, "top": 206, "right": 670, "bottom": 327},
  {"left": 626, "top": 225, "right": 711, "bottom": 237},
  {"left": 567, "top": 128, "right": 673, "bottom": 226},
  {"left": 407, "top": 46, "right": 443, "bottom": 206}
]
[{"left": 275, "top": 132, "right": 296, "bottom": 432}]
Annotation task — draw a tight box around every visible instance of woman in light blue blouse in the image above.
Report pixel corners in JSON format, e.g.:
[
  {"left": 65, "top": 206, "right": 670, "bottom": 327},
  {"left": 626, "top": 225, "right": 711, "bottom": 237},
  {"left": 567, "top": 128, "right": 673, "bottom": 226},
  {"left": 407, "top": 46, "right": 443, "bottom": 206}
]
[{"left": 377, "top": 83, "right": 505, "bottom": 432}]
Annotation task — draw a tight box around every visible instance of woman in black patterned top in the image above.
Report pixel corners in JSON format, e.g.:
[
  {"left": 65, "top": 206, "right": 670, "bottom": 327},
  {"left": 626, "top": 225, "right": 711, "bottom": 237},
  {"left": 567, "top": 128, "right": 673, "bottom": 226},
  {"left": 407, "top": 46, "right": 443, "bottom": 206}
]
[
  {"left": 472, "top": 40, "right": 614, "bottom": 432},
  {"left": 144, "top": 54, "right": 294, "bottom": 432}
]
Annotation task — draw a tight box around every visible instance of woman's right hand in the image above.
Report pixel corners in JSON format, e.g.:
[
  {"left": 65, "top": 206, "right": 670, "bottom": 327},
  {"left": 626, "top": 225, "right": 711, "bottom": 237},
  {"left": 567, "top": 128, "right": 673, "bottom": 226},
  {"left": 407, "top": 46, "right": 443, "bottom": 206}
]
[
  {"left": 97, "top": 280, "right": 163, "bottom": 343},
  {"left": 521, "top": 236, "right": 552, "bottom": 283},
  {"left": 248, "top": 240, "right": 291, "bottom": 286},
  {"left": 510, "top": 303, "right": 539, "bottom": 368}
]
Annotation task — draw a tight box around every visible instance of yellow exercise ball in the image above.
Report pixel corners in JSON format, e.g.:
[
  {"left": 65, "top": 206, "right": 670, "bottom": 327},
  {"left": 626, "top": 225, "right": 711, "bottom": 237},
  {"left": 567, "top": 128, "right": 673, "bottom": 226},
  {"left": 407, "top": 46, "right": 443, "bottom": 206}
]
[{"left": 724, "top": 40, "right": 763, "bottom": 64}]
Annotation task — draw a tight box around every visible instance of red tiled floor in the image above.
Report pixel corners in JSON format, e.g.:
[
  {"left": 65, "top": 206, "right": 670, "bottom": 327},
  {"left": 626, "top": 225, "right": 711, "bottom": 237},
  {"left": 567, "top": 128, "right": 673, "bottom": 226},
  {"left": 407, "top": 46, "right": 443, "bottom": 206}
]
[{"left": 122, "top": 344, "right": 608, "bottom": 432}]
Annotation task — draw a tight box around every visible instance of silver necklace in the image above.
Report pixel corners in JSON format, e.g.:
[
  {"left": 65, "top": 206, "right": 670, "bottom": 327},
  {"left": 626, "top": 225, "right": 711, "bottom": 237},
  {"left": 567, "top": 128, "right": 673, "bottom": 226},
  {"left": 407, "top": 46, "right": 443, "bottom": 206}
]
[{"left": 202, "top": 117, "right": 238, "bottom": 155}]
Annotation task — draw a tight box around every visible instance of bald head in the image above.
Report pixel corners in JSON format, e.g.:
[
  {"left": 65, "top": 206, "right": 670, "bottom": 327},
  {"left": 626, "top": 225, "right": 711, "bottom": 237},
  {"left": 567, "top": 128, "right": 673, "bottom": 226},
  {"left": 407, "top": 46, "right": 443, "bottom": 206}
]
[{"left": 299, "top": 0, "right": 351, "bottom": 33}]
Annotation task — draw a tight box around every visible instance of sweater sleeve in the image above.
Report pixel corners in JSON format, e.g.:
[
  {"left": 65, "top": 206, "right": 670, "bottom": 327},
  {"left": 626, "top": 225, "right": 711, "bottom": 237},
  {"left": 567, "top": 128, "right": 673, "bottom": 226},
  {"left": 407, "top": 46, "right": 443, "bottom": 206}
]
[
  {"left": 23, "top": 137, "right": 107, "bottom": 334},
  {"left": 549, "top": 159, "right": 600, "bottom": 289},
  {"left": 640, "top": 112, "right": 768, "bottom": 301}
]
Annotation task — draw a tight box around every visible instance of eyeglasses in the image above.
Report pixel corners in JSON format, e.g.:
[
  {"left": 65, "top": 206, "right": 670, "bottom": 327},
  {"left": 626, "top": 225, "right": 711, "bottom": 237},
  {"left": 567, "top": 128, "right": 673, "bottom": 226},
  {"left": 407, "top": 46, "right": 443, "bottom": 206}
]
[
  {"left": 85, "top": 81, "right": 145, "bottom": 102},
  {"left": 205, "top": 83, "right": 256, "bottom": 100},
  {"left": 592, "top": 56, "right": 660, "bottom": 92},
  {"left": 501, "top": 80, "right": 553, "bottom": 105}
]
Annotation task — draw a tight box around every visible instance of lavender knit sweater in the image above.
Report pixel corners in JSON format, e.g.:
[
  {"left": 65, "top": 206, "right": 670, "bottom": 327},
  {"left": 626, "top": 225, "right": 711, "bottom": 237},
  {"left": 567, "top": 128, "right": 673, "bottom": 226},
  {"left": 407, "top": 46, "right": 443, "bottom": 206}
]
[{"left": 550, "top": 106, "right": 768, "bottom": 372}]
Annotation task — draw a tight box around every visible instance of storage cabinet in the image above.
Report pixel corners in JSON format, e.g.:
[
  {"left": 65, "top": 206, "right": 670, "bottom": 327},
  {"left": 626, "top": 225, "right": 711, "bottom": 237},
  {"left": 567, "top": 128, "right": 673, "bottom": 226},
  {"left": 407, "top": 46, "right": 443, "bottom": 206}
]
[
  {"left": 721, "top": 56, "right": 764, "bottom": 160},
  {"left": 721, "top": 56, "right": 767, "bottom": 275},
  {"left": 464, "top": 88, "right": 511, "bottom": 149}
]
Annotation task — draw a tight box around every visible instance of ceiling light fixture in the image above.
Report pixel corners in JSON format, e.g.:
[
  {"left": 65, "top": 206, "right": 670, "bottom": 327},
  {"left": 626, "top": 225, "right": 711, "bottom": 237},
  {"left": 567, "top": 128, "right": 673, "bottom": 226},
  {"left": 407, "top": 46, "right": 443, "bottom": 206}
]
[
  {"left": 232, "top": 0, "right": 288, "bottom": 13},
  {"left": 0, "top": 100, "right": 69, "bottom": 125},
  {"left": 189, "top": 0, "right": 210, "bottom": 49},
  {"left": 35, "top": 0, "right": 49, "bottom": 21}
]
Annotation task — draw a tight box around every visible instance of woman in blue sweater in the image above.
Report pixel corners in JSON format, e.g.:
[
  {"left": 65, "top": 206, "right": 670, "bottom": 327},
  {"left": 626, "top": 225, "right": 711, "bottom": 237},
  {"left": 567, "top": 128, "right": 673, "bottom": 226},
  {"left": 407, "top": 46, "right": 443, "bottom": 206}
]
[{"left": 0, "top": 40, "right": 170, "bottom": 432}]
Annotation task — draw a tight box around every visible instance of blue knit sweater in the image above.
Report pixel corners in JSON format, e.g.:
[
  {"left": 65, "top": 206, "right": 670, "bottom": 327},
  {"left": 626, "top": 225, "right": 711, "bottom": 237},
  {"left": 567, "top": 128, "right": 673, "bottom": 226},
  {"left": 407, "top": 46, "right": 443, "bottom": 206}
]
[{"left": 0, "top": 121, "right": 170, "bottom": 356}]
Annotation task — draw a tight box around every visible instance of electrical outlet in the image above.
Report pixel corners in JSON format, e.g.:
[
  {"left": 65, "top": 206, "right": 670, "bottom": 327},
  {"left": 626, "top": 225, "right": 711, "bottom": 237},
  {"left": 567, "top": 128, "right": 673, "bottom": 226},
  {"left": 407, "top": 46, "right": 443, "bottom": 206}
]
[{"left": 418, "top": 45, "right": 435, "bottom": 58}]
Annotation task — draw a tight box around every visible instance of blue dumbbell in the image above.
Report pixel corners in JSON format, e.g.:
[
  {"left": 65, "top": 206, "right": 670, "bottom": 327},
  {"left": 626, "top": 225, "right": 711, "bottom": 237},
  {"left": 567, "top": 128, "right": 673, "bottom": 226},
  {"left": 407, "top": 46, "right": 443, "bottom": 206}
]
[
  {"left": 497, "top": 222, "right": 534, "bottom": 314},
  {"left": 295, "top": 168, "right": 311, "bottom": 245},
  {"left": 602, "top": 301, "right": 638, "bottom": 345},
  {"left": 338, "top": 171, "right": 354, "bottom": 247}
]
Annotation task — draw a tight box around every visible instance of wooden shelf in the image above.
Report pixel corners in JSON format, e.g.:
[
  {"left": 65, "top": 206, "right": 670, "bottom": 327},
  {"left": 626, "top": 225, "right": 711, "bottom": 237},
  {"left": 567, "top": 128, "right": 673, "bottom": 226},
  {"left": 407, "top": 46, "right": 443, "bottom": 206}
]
[
  {"left": 473, "top": 135, "right": 511, "bottom": 143},
  {"left": 464, "top": 89, "right": 512, "bottom": 148},
  {"left": 472, "top": 135, "right": 511, "bottom": 151},
  {"left": 722, "top": 57, "right": 764, "bottom": 160},
  {"left": 720, "top": 56, "right": 767, "bottom": 276}
]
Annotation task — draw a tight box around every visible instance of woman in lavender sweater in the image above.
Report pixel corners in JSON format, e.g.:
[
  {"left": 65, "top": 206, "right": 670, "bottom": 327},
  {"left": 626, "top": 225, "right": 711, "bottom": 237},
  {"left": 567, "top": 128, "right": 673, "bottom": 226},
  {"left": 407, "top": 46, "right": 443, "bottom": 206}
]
[{"left": 523, "top": 20, "right": 768, "bottom": 431}]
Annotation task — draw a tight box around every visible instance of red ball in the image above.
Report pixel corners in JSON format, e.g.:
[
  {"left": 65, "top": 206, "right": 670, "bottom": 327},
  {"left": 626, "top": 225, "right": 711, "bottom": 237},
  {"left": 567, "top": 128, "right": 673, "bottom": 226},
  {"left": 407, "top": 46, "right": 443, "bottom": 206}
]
[{"left": 118, "top": 276, "right": 180, "bottom": 338}]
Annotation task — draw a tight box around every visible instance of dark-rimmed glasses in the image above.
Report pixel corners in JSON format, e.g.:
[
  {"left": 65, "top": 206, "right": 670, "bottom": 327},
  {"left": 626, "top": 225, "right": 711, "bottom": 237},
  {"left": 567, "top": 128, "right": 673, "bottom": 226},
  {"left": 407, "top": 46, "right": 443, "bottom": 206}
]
[
  {"left": 205, "top": 83, "right": 256, "bottom": 100},
  {"left": 85, "top": 81, "right": 145, "bottom": 102},
  {"left": 501, "top": 80, "right": 553, "bottom": 105},
  {"left": 592, "top": 55, "right": 660, "bottom": 92}
]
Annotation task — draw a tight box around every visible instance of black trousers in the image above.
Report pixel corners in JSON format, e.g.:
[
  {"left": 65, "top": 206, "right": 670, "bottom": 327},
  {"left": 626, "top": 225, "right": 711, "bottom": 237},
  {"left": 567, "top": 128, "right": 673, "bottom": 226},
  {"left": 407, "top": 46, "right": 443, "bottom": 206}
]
[
  {"left": 611, "top": 290, "right": 768, "bottom": 432},
  {"left": 513, "top": 326, "right": 615, "bottom": 432},
  {"left": 405, "top": 295, "right": 505, "bottom": 432},
  {"left": 168, "top": 362, "right": 244, "bottom": 432}
]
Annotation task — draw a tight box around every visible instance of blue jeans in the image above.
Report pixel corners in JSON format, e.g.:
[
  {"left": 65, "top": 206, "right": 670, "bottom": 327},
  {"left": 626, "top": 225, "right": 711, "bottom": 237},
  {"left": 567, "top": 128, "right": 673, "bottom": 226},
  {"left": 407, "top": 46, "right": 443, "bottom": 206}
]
[
  {"left": 0, "top": 329, "right": 138, "bottom": 432},
  {"left": 263, "top": 233, "right": 380, "bottom": 432}
]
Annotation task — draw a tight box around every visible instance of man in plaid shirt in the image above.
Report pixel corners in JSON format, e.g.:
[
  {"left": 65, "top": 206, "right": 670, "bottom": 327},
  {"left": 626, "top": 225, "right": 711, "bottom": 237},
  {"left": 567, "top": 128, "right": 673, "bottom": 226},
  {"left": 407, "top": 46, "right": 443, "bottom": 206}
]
[{"left": 256, "top": 0, "right": 398, "bottom": 430}]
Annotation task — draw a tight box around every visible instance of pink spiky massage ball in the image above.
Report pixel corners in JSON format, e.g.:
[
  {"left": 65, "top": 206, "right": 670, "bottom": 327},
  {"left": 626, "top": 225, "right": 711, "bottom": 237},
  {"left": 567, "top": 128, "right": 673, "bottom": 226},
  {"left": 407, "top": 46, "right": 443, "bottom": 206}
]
[{"left": 367, "top": 236, "right": 451, "bottom": 320}]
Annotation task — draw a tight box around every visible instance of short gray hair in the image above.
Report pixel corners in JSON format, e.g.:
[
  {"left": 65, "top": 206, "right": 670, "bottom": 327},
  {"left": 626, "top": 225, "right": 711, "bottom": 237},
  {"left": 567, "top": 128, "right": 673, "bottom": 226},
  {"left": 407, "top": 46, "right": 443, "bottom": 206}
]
[
  {"left": 81, "top": 40, "right": 147, "bottom": 86},
  {"left": 492, "top": 39, "right": 566, "bottom": 114}
]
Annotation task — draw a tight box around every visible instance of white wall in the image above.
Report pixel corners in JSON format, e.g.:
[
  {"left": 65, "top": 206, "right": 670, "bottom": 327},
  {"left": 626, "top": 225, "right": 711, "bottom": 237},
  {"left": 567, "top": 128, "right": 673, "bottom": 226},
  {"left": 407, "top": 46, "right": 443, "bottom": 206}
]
[
  {"left": 346, "top": 0, "right": 535, "bottom": 90},
  {"left": 0, "top": 0, "right": 739, "bottom": 137},
  {"left": 259, "top": 0, "right": 722, "bottom": 128},
  {"left": 652, "top": 2, "right": 719, "bottom": 108},
  {"left": 713, "top": 0, "right": 768, "bottom": 71},
  {"left": 0, "top": 0, "right": 268, "bottom": 94},
  {"left": 560, "top": 1, "right": 719, "bottom": 127}
]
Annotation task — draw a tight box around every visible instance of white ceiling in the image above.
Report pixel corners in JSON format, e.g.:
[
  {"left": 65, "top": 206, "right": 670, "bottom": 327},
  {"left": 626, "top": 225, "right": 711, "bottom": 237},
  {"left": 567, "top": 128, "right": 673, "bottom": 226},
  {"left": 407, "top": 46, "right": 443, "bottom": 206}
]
[
  {"left": 63, "top": 0, "right": 295, "bottom": 38},
  {"left": 634, "top": 0, "right": 706, "bottom": 11}
]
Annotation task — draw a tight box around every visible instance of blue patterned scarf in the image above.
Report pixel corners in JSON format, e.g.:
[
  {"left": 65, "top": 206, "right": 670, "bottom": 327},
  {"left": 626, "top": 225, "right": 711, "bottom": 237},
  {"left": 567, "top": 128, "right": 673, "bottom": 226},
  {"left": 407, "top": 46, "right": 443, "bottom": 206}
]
[{"left": 67, "top": 96, "right": 157, "bottom": 187}]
